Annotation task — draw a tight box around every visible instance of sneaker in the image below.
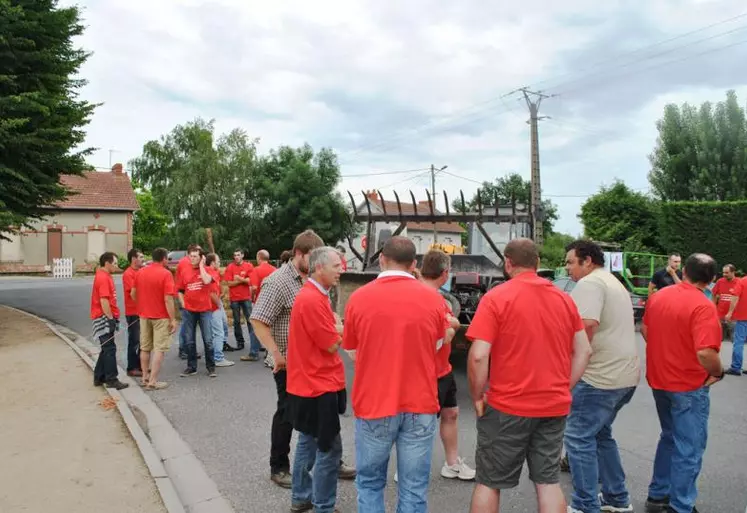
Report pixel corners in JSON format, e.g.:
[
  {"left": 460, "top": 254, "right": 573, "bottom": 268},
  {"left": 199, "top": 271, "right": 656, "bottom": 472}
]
[
  {"left": 271, "top": 471, "right": 292, "bottom": 488},
  {"left": 599, "top": 493, "right": 634, "bottom": 512},
  {"left": 208, "top": 369, "right": 217, "bottom": 377},
  {"left": 105, "top": 380, "right": 129, "bottom": 390},
  {"left": 441, "top": 457, "right": 476, "bottom": 480},
  {"left": 725, "top": 369, "right": 741, "bottom": 376},
  {"left": 241, "top": 354, "right": 259, "bottom": 362},
  {"left": 215, "top": 359, "right": 235, "bottom": 367},
  {"left": 339, "top": 461, "right": 356, "bottom": 480},
  {"left": 568, "top": 508, "right": 583, "bottom": 513},
  {"left": 645, "top": 496, "right": 670, "bottom": 512},
  {"left": 223, "top": 344, "right": 237, "bottom": 352},
  {"left": 180, "top": 369, "right": 197, "bottom": 377},
  {"left": 290, "top": 501, "right": 312, "bottom": 512}
]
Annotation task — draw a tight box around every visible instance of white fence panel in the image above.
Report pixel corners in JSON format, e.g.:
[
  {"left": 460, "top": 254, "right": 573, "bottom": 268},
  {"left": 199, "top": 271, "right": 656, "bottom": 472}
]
[{"left": 52, "top": 258, "right": 74, "bottom": 279}]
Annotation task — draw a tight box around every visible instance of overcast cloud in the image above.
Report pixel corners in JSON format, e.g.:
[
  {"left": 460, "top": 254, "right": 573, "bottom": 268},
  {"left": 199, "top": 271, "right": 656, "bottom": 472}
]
[{"left": 63, "top": 0, "right": 747, "bottom": 235}]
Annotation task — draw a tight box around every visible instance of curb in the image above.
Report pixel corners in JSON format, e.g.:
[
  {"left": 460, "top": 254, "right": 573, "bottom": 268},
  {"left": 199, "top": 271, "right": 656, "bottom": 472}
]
[{"left": 4, "top": 306, "right": 235, "bottom": 513}]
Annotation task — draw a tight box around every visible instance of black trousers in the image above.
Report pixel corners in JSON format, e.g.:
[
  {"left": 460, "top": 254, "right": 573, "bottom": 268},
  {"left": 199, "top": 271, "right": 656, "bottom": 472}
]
[
  {"left": 271, "top": 370, "right": 294, "bottom": 473},
  {"left": 126, "top": 315, "right": 140, "bottom": 371},
  {"left": 93, "top": 332, "right": 118, "bottom": 383}
]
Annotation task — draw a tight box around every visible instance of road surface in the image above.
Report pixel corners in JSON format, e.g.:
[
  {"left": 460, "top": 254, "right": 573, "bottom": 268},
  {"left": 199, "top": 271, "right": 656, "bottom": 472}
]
[{"left": 1, "top": 276, "right": 746, "bottom": 512}]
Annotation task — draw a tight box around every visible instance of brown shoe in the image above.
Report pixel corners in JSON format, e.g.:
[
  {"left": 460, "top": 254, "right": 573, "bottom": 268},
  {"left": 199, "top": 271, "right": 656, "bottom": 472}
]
[
  {"left": 127, "top": 369, "right": 143, "bottom": 377},
  {"left": 271, "top": 471, "right": 292, "bottom": 488},
  {"left": 290, "top": 501, "right": 312, "bottom": 512},
  {"left": 339, "top": 461, "right": 356, "bottom": 480},
  {"left": 241, "top": 354, "right": 259, "bottom": 362}
]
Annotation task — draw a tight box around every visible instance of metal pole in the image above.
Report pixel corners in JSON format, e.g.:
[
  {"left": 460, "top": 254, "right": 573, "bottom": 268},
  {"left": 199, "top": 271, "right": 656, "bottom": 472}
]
[{"left": 431, "top": 164, "right": 437, "bottom": 246}]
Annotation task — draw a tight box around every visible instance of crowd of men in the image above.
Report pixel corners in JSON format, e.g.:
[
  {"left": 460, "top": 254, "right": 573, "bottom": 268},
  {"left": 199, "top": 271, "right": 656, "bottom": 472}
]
[{"left": 88, "top": 231, "right": 737, "bottom": 513}]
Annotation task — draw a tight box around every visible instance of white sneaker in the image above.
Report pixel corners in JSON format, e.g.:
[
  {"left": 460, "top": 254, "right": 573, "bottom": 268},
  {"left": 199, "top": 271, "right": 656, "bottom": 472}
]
[
  {"left": 215, "top": 359, "right": 235, "bottom": 367},
  {"left": 440, "top": 457, "right": 476, "bottom": 480},
  {"left": 568, "top": 508, "right": 583, "bottom": 513},
  {"left": 599, "top": 493, "right": 634, "bottom": 512}
]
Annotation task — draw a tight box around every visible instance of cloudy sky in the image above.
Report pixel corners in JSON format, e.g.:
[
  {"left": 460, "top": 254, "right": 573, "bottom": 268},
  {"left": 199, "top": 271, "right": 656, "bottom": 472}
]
[{"left": 63, "top": 0, "right": 747, "bottom": 235}]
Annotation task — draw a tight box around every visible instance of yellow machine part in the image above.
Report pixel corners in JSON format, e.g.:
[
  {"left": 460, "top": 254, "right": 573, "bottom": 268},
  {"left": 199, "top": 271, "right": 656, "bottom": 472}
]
[{"left": 429, "top": 243, "right": 465, "bottom": 254}]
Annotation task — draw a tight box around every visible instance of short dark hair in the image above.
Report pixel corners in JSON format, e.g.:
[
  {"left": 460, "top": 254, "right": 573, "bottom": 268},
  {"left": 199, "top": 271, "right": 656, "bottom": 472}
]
[
  {"left": 233, "top": 248, "right": 244, "bottom": 256},
  {"left": 152, "top": 248, "right": 168, "bottom": 263},
  {"left": 280, "top": 250, "right": 292, "bottom": 263},
  {"left": 421, "top": 249, "right": 451, "bottom": 279},
  {"left": 504, "top": 238, "right": 539, "bottom": 269},
  {"left": 669, "top": 252, "right": 681, "bottom": 259},
  {"left": 293, "top": 229, "right": 324, "bottom": 255},
  {"left": 684, "top": 253, "right": 717, "bottom": 285},
  {"left": 565, "top": 239, "right": 605, "bottom": 267},
  {"left": 188, "top": 247, "right": 203, "bottom": 257},
  {"left": 724, "top": 263, "right": 736, "bottom": 273},
  {"left": 99, "top": 251, "right": 117, "bottom": 267},
  {"left": 187, "top": 243, "right": 201, "bottom": 253},
  {"left": 127, "top": 248, "right": 142, "bottom": 263},
  {"left": 381, "top": 236, "right": 416, "bottom": 265},
  {"left": 205, "top": 253, "right": 219, "bottom": 267}
]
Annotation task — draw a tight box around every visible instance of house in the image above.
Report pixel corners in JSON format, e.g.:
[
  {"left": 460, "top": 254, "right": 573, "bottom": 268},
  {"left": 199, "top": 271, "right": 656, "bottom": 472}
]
[
  {"left": 0, "top": 164, "right": 139, "bottom": 273},
  {"left": 344, "top": 190, "right": 465, "bottom": 270}
]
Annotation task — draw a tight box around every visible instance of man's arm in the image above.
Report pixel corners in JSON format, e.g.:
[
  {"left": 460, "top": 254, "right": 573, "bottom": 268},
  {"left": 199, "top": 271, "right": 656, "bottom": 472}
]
[
  {"left": 467, "top": 339, "right": 491, "bottom": 417},
  {"left": 199, "top": 261, "right": 212, "bottom": 285},
  {"left": 697, "top": 348, "right": 724, "bottom": 378},
  {"left": 583, "top": 319, "right": 599, "bottom": 343},
  {"left": 100, "top": 298, "right": 114, "bottom": 319},
  {"left": 640, "top": 322, "right": 648, "bottom": 341},
  {"left": 570, "top": 329, "right": 592, "bottom": 389},
  {"left": 250, "top": 319, "right": 286, "bottom": 371},
  {"left": 130, "top": 287, "right": 137, "bottom": 302},
  {"left": 725, "top": 296, "right": 739, "bottom": 321},
  {"left": 165, "top": 295, "right": 176, "bottom": 333}
]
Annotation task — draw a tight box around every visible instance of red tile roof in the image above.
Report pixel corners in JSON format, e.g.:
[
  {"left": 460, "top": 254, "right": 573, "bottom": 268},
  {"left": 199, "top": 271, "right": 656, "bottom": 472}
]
[
  {"left": 365, "top": 199, "right": 465, "bottom": 234},
  {"left": 56, "top": 168, "right": 139, "bottom": 211}
]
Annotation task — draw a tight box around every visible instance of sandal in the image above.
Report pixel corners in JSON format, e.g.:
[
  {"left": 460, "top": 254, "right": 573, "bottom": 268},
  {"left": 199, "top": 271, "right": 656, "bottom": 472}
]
[{"left": 145, "top": 381, "right": 168, "bottom": 391}]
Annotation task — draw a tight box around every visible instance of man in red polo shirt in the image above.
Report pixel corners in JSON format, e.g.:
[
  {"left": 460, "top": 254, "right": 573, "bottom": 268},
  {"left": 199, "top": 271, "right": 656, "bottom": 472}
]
[
  {"left": 712, "top": 264, "right": 742, "bottom": 343},
  {"left": 287, "top": 246, "right": 346, "bottom": 513},
  {"left": 225, "top": 248, "right": 258, "bottom": 358},
  {"left": 123, "top": 248, "right": 144, "bottom": 377},
  {"left": 176, "top": 247, "right": 216, "bottom": 377},
  {"left": 465, "top": 238, "right": 591, "bottom": 513},
  {"left": 418, "top": 249, "right": 474, "bottom": 482},
  {"left": 726, "top": 271, "right": 747, "bottom": 376},
  {"left": 641, "top": 253, "right": 724, "bottom": 513},
  {"left": 251, "top": 249, "right": 277, "bottom": 302},
  {"left": 91, "top": 251, "right": 129, "bottom": 390},
  {"left": 343, "top": 236, "right": 447, "bottom": 512},
  {"left": 133, "top": 248, "right": 176, "bottom": 390},
  {"left": 206, "top": 253, "right": 234, "bottom": 367},
  {"left": 175, "top": 244, "right": 201, "bottom": 359}
]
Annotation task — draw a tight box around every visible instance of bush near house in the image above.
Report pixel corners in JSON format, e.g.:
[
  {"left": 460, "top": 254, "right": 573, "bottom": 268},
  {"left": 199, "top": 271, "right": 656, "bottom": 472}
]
[{"left": 659, "top": 201, "right": 747, "bottom": 273}]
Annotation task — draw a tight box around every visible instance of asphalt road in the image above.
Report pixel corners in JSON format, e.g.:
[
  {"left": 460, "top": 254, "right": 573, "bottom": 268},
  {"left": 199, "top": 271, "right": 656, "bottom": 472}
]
[{"left": 2, "top": 276, "right": 747, "bottom": 513}]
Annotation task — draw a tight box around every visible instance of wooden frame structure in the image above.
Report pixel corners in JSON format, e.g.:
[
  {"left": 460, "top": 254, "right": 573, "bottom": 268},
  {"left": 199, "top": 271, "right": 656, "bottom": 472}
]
[{"left": 346, "top": 189, "right": 533, "bottom": 270}]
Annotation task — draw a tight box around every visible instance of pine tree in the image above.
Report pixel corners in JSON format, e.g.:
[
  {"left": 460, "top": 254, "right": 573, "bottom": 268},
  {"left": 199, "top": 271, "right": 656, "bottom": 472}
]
[{"left": 0, "top": 0, "right": 97, "bottom": 235}]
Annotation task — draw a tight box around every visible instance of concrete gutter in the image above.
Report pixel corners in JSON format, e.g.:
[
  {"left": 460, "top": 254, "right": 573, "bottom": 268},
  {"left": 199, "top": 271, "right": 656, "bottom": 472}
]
[{"left": 6, "top": 306, "right": 235, "bottom": 513}]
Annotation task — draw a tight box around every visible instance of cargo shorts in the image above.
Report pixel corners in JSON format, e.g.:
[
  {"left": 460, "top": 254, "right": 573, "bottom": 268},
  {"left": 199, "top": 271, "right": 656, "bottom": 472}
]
[
  {"left": 475, "top": 405, "right": 566, "bottom": 489},
  {"left": 139, "top": 318, "right": 172, "bottom": 352}
]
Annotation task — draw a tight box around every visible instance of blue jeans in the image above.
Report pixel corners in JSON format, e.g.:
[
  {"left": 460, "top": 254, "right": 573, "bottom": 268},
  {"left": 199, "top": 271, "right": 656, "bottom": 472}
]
[
  {"left": 178, "top": 304, "right": 188, "bottom": 354},
  {"left": 649, "top": 387, "right": 710, "bottom": 513},
  {"left": 564, "top": 381, "right": 636, "bottom": 513},
  {"left": 355, "top": 413, "right": 437, "bottom": 513},
  {"left": 730, "top": 320, "right": 746, "bottom": 371},
  {"left": 230, "top": 300, "right": 261, "bottom": 356},
  {"left": 182, "top": 310, "right": 215, "bottom": 371},
  {"left": 211, "top": 305, "right": 230, "bottom": 362},
  {"left": 292, "top": 432, "right": 343, "bottom": 513}
]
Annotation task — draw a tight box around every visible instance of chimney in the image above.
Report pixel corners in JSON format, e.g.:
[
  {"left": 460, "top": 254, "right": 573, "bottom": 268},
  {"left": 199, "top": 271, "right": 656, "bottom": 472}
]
[{"left": 112, "top": 163, "right": 123, "bottom": 174}]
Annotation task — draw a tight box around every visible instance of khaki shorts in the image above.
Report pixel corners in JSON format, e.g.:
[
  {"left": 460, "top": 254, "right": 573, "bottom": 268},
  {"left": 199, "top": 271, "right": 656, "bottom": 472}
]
[
  {"left": 475, "top": 405, "right": 566, "bottom": 489},
  {"left": 140, "top": 318, "right": 172, "bottom": 352}
]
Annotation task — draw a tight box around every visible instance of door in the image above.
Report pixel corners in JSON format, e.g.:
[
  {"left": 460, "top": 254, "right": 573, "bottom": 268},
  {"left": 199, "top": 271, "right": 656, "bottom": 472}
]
[{"left": 47, "top": 230, "right": 62, "bottom": 264}]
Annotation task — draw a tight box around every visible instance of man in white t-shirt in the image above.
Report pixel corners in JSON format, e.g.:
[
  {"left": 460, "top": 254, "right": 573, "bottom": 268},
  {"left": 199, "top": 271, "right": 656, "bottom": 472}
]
[{"left": 564, "top": 240, "right": 641, "bottom": 513}]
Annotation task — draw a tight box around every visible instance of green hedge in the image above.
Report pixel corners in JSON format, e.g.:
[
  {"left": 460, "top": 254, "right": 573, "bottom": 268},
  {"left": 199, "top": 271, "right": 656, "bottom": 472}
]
[{"left": 659, "top": 201, "right": 747, "bottom": 273}]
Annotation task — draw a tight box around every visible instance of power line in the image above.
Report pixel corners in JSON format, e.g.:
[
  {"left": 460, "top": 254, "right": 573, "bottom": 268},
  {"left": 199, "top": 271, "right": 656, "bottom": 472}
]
[{"left": 340, "top": 167, "right": 429, "bottom": 178}]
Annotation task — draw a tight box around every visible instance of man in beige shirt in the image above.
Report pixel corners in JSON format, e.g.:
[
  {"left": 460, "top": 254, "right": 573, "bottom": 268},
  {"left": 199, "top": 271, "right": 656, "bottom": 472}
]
[{"left": 563, "top": 240, "right": 640, "bottom": 513}]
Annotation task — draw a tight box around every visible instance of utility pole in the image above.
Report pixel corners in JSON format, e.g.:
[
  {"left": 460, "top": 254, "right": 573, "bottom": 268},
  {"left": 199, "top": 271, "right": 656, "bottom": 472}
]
[
  {"left": 430, "top": 164, "right": 447, "bottom": 246},
  {"left": 512, "top": 88, "right": 553, "bottom": 246}
]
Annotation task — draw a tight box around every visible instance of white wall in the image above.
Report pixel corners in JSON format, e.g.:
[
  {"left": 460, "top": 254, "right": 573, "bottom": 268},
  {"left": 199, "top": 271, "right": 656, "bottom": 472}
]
[{"left": 0, "top": 232, "right": 23, "bottom": 262}]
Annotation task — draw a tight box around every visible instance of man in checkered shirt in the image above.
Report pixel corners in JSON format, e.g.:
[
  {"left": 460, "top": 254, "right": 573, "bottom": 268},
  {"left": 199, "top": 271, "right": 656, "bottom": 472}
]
[{"left": 251, "top": 229, "right": 357, "bottom": 489}]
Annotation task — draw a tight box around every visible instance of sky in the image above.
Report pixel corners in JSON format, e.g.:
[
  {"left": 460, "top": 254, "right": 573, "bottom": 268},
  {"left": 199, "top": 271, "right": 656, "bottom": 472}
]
[{"left": 62, "top": 0, "right": 747, "bottom": 236}]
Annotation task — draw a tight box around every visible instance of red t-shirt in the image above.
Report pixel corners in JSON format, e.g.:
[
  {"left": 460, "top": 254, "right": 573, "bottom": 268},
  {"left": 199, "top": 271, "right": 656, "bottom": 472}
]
[
  {"left": 136, "top": 263, "right": 176, "bottom": 319},
  {"left": 224, "top": 261, "right": 255, "bottom": 302},
  {"left": 90, "top": 269, "right": 119, "bottom": 319},
  {"left": 712, "top": 277, "right": 741, "bottom": 319},
  {"left": 173, "top": 256, "right": 192, "bottom": 297},
  {"left": 287, "top": 281, "right": 345, "bottom": 397},
  {"left": 436, "top": 299, "right": 454, "bottom": 378},
  {"left": 207, "top": 267, "right": 221, "bottom": 311},
  {"left": 122, "top": 266, "right": 138, "bottom": 316},
  {"left": 343, "top": 272, "right": 447, "bottom": 419},
  {"left": 643, "top": 282, "right": 722, "bottom": 392},
  {"left": 730, "top": 277, "right": 747, "bottom": 321},
  {"left": 465, "top": 271, "right": 584, "bottom": 418},
  {"left": 177, "top": 266, "right": 214, "bottom": 312},
  {"left": 251, "top": 261, "right": 277, "bottom": 301}
]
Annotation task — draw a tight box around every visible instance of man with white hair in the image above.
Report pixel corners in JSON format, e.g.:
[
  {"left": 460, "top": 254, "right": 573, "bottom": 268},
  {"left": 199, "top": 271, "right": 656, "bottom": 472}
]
[{"left": 286, "top": 246, "right": 347, "bottom": 513}]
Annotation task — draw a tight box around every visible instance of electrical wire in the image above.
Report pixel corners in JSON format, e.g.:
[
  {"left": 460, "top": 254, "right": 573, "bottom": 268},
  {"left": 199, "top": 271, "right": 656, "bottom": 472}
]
[{"left": 340, "top": 167, "right": 430, "bottom": 178}]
